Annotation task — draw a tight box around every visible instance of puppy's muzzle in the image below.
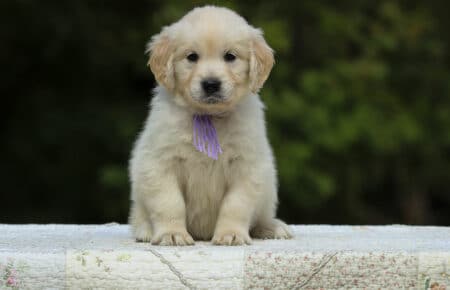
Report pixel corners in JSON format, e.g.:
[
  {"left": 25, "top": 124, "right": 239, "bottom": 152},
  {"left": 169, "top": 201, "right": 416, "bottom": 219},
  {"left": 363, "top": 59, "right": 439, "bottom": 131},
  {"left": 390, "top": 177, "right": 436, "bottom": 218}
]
[{"left": 200, "top": 78, "right": 224, "bottom": 104}]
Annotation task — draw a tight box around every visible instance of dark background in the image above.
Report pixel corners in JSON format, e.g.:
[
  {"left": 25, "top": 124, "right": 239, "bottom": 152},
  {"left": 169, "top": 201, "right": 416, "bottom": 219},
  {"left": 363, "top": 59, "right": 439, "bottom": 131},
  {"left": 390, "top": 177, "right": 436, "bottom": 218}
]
[{"left": 1, "top": 0, "right": 449, "bottom": 225}]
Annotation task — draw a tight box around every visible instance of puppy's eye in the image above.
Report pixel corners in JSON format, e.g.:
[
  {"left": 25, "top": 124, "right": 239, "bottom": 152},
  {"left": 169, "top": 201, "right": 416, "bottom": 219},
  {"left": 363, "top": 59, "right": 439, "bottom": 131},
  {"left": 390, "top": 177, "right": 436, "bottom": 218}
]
[
  {"left": 224, "top": 52, "right": 236, "bottom": 62},
  {"left": 187, "top": 52, "right": 199, "bottom": 62}
]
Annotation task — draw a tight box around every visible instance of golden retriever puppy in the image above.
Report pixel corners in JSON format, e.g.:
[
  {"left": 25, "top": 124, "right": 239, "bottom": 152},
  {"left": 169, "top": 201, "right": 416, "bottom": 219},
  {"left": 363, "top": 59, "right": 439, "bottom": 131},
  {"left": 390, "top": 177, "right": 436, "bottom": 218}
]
[{"left": 129, "top": 6, "right": 292, "bottom": 246}]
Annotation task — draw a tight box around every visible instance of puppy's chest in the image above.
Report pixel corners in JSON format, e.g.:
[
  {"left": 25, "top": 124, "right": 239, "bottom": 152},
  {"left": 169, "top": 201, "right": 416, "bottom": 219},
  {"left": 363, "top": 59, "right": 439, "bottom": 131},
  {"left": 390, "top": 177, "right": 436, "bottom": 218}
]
[
  {"left": 171, "top": 117, "right": 248, "bottom": 239},
  {"left": 177, "top": 151, "right": 229, "bottom": 199},
  {"left": 176, "top": 157, "right": 228, "bottom": 239},
  {"left": 176, "top": 116, "right": 242, "bottom": 159},
  {"left": 173, "top": 115, "right": 241, "bottom": 195}
]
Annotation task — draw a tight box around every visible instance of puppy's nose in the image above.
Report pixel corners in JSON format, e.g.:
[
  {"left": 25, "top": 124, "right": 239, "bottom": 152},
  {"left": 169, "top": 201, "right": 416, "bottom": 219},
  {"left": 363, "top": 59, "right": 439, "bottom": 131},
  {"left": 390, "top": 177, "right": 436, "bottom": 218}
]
[{"left": 201, "top": 78, "right": 221, "bottom": 95}]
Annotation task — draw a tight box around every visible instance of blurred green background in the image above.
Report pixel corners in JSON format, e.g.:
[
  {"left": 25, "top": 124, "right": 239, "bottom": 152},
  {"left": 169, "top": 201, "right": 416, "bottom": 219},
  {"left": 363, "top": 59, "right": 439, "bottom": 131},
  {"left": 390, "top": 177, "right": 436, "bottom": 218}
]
[{"left": 1, "top": 0, "right": 449, "bottom": 225}]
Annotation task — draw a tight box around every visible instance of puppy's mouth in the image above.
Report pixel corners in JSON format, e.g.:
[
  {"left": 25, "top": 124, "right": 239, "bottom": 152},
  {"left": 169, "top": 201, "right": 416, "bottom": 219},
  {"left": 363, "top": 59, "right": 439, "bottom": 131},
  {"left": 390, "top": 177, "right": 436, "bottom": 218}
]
[{"left": 200, "top": 94, "right": 225, "bottom": 104}]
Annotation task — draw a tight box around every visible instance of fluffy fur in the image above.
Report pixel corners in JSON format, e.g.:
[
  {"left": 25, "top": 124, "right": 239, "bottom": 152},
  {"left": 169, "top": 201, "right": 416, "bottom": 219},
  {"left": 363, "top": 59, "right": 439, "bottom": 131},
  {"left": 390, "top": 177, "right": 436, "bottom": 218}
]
[{"left": 129, "top": 6, "right": 292, "bottom": 246}]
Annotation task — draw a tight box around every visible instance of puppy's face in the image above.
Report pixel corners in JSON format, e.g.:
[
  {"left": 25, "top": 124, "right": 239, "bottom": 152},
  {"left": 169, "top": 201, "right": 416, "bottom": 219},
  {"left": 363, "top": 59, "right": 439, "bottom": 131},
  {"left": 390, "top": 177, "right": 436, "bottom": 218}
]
[{"left": 147, "top": 6, "right": 274, "bottom": 113}]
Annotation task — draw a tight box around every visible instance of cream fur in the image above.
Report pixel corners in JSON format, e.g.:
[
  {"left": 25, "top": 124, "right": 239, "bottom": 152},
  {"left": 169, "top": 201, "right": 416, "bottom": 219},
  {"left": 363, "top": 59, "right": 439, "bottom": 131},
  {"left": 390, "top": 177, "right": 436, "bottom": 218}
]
[{"left": 129, "top": 6, "right": 292, "bottom": 246}]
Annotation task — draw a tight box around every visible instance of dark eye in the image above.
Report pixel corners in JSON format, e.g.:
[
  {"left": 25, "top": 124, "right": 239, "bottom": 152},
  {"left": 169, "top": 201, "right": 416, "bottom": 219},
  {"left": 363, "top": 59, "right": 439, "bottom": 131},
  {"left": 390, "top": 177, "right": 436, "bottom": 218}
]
[
  {"left": 224, "top": 52, "right": 236, "bottom": 62},
  {"left": 187, "top": 52, "right": 199, "bottom": 62}
]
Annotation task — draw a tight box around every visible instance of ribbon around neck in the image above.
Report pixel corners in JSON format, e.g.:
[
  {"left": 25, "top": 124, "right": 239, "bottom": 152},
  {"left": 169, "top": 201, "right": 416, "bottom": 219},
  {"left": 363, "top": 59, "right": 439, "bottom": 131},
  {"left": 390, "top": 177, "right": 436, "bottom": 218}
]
[{"left": 193, "top": 114, "right": 223, "bottom": 160}]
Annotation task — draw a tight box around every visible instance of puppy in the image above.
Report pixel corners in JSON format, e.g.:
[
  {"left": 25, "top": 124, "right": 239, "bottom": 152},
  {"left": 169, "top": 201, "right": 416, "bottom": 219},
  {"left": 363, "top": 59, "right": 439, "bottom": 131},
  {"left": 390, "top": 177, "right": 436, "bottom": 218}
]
[{"left": 129, "top": 6, "right": 292, "bottom": 246}]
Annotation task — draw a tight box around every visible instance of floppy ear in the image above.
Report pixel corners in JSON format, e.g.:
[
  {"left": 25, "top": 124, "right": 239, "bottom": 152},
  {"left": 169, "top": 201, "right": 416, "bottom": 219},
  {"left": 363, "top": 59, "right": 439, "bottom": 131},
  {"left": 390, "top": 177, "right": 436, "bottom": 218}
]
[
  {"left": 249, "top": 29, "right": 275, "bottom": 93},
  {"left": 146, "top": 31, "right": 175, "bottom": 91}
]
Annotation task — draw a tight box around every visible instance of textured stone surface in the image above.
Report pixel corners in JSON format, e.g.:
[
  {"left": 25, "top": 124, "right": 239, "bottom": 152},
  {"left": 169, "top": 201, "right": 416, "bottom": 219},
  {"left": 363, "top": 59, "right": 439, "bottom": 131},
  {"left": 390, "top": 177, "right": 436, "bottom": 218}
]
[{"left": 0, "top": 224, "right": 449, "bottom": 289}]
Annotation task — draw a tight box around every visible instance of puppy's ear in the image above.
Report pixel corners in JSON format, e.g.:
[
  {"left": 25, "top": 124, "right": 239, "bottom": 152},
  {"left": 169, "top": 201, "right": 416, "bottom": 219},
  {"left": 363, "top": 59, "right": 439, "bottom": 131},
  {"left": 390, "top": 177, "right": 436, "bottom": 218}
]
[
  {"left": 146, "top": 30, "right": 175, "bottom": 91},
  {"left": 249, "top": 29, "right": 274, "bottom": 93}
]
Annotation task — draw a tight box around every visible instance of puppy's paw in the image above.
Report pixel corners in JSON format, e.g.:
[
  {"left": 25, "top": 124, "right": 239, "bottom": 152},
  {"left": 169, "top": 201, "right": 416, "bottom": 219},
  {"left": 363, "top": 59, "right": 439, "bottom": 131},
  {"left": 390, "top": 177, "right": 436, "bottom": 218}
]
[
  {"left": 133, "top": 223, "right": 153, "bottom": 243},
  {"left": 135, "top": 230, "right": 153, "bottom": 243},
  {"left": 251, "top": 219, "right": 293, "bottom": 240},
  {"left": 151, "top": 230, "right": 195, "bottom": 246},
  {"left": 212, "top": 230, "right": 252, "bottom": 246}
]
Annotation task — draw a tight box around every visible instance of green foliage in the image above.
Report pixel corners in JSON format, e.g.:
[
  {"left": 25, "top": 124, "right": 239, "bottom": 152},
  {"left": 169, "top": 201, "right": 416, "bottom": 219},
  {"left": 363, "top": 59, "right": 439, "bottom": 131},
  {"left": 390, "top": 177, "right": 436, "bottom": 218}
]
[{"left": 1, "top": 0, "right": 449, "bottom": 224}]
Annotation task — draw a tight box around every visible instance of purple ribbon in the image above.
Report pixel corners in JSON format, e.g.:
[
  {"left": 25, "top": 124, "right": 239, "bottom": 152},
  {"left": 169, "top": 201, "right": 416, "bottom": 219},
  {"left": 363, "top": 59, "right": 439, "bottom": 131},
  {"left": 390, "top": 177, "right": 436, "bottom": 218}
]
[{"left": 193, "top": 114, "right": 223, "bottom": 160}]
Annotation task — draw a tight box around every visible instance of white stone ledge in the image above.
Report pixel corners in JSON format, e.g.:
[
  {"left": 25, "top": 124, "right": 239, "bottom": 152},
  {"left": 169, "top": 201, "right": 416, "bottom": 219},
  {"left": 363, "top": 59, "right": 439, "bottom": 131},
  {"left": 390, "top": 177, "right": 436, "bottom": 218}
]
[{"left": 0, "top": 224, "right": 449, "bottom": 289}]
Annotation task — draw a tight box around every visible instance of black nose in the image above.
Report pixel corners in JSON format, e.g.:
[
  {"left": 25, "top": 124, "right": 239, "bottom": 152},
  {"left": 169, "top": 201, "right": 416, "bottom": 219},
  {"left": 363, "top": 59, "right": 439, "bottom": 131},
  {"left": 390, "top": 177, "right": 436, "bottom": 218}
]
[{"left": 201, "top": 78, "right": 221, "bottom": 95}]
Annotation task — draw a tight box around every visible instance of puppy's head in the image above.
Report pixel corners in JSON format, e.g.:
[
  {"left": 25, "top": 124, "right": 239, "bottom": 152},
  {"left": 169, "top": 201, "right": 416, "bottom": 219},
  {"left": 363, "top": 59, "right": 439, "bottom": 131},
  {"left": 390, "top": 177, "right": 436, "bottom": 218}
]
[{"left": 147, "top": 6, "right": 274, "bottom": 113}]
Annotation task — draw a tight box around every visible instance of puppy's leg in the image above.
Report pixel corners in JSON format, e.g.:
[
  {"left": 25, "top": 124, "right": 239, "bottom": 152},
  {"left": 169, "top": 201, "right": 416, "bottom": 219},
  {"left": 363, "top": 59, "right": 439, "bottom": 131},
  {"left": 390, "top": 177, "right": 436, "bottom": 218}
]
[
  {"left": 129, "top": 200, "right": 153, "bottom": 242},
  {"left": 212, "top": 183, "right": 254, "bottom": 246},
  {"left": 250, "top": 173, "right": 293, "bottom": 240},
  {"left": 134, "top": 173, "right": 194, "bottom": 246}
]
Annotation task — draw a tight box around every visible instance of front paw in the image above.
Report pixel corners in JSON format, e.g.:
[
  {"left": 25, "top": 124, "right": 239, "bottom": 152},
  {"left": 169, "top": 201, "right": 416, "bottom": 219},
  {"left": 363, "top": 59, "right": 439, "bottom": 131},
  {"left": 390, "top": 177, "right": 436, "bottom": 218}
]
[
  {"left": 212, "top": 229, "right": 252, "bottom": 246},
  {"left": 151, "top": 230, "right": 195, "bottom": 246}
]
